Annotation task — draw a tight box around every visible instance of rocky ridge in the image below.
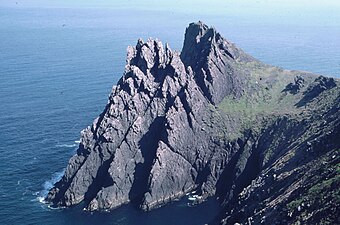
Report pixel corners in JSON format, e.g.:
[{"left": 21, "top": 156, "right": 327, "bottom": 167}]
[{"left": 46, "top": 22, "right": 340, "bottom": 224}]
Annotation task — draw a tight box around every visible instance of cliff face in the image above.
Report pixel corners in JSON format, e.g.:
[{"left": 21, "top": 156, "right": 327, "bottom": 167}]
[{"left": 46, "top": 22, "right": 340, "bottom": 224}]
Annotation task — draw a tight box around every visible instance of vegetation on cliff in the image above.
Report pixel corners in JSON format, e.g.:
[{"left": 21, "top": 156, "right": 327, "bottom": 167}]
[{"left": 46, "top": 22, "right": 340, "bottom": 224}]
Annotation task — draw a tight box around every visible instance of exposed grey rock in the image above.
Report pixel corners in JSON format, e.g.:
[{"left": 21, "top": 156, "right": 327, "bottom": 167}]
[
  {"left": 296, "top": 75, "right": 337, "bottom": 107},
  {"left": 180, "top": 21, "right": 254, "bottom": 104},
  {"left": 46, "top": 31, "right": 239, "bottom": 211},
  {"left": 283, "top": 75, "right": 305, "bottom": 94},
  {"left": 46, "top": 22, "right": 340, "bottom": 225}
]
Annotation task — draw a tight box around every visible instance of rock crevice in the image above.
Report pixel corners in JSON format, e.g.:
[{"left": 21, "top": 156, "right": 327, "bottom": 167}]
[{"left": 46, "top": 22, "right": 340, "bottom": 225}]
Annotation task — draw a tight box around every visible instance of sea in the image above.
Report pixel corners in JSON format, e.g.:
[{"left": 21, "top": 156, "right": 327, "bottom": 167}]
[{"left": 0, "top": 6, "right": 339, "bottom": 225}]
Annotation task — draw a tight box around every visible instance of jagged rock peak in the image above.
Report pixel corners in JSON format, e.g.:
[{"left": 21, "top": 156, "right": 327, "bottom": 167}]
[
  {"left": 45, "top": 22, "right": 254, "bottom": 211},
  {"left": 113, "top": 38, "right": 188, "bottom": 99},
  {"left": 181, "top": 21, "right": 254, "bottom": 66},
  {"left": 125, "top": 38, "right": 173, "bottom": 75},
  {"left": 180, "top": 21, "right": 254, "bottom": 104},
  {"left": 45, "top": 22, "right": 340, "bottom": 225}
]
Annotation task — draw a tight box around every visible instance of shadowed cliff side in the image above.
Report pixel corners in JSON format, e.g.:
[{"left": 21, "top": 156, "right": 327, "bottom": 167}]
[
  {"left": 46, "top": 22, "right": 340, "bottom": 224},
  {"left": 46, "top": 29, "right": 239, "bottom": 211}
]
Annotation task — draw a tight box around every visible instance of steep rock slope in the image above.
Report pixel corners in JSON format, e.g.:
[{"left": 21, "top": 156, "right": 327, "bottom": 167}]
[
  {"left": 46, "top": 22, "right": 340, "bottom": 224},
  {"left": 46, "top": 23, "right": 243, "bottom": 210},
  {"left": 216, "top": 86, "right": 340, "bottom": 225}
]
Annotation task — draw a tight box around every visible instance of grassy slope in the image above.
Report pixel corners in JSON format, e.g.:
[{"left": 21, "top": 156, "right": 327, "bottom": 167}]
[{"left": 215, "top": 59, "right": 340, "bottom": 224}]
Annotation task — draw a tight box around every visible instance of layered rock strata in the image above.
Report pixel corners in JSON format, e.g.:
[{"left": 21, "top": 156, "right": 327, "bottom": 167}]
[{"left": 46, "top": 22, "right": 340, "bottom": 224}]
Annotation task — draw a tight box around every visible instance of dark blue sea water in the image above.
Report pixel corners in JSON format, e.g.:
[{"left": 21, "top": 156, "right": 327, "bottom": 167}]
[{"left": 0, "top": 6, "right": 339, "bottom": 225}]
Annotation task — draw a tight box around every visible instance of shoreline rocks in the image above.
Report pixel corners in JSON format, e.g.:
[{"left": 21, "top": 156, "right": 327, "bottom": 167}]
[{"left": 46, "top": 22, "right": 340, "bottom": 225}]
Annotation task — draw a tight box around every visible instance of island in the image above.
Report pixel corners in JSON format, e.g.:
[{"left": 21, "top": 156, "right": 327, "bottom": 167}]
[{"left": 46, "top": 22, "right": 340, "bottom": 225}]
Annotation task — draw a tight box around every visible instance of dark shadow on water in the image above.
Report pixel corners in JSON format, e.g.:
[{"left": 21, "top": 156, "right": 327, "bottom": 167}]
[{"left": 57, "top": 197, "right": 220, "bottom": 225}]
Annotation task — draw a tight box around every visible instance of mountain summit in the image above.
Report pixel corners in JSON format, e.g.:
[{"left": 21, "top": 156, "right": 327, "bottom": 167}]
[{"left": 46, "top": 22, "right": 340, "bottom": 224}]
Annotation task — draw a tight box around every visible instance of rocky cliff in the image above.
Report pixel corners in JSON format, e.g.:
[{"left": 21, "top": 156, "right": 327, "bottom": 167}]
[{"left": 46, "top": 22, "right": 340, "bottom": 224}]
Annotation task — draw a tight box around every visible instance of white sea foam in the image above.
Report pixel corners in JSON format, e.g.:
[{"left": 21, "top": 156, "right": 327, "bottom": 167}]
[
  {"left": 37, "top": 196, "right": 46, "bottom": 203},
  {"left": 55, "top": 143, "right": 76, "bottom": 148},
  {"left": 74, "top": 140, "right": 81, "bottom": 144},
  {"left": 47, "top": 205, "right": 66, "bottom": 210},
  {"left": 37, "top": 170, "right": 64, "bottom": 202}
]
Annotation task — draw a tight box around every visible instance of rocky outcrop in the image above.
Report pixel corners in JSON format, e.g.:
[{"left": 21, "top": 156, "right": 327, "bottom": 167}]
[
  {"left": 283, "top": 75, "right": 305, "bottom": 94},
  {"left": 181, "top": 22, "right": 253, "bottom": 104},
  {"left": 215, "top": 104, "right": 340, "bottom": 224},
  {"left": 296, "top": 75, "right": 336, "bottom": 107},
  {"left": 46, "top": 22, "right": 340, "bottom": 225},
  {"left": 46, "top": 27, "right": 242, "bottom": 211}
]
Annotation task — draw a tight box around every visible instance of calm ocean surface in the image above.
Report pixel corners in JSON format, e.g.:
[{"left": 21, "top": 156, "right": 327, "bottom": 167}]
[{"left": 0, "top": 6, "right": 339, "bottom": 225}]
